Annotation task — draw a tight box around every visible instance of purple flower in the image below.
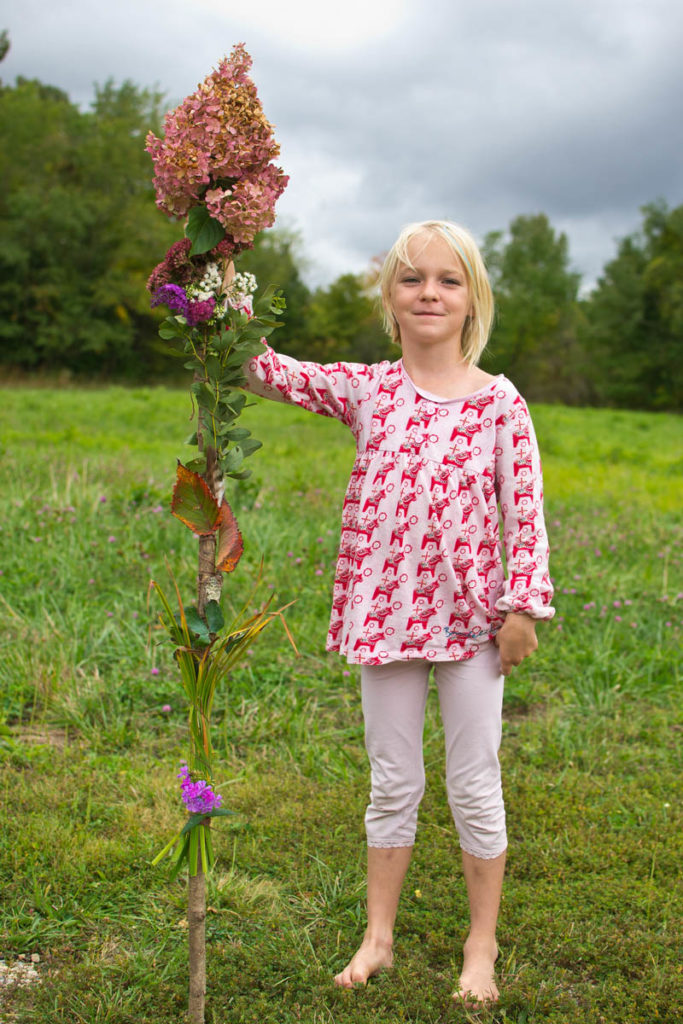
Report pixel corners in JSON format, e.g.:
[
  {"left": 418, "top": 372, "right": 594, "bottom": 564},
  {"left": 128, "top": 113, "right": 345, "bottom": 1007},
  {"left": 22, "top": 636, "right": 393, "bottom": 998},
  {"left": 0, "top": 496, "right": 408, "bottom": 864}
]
[
  {"left": 151, "top": 667, "right": 160, "bottom": 676},
  {"left": 161, "top": 704, "right": 172, "bottom": 713},
  {"left": 177, "top": 763, "right": 223, "bottom": 814},
  {"left": 151, "top": 283, "right": 189, "bottom": 316},
  {"left": 186, "top": 298, "right": 216, "bottom": 325}
]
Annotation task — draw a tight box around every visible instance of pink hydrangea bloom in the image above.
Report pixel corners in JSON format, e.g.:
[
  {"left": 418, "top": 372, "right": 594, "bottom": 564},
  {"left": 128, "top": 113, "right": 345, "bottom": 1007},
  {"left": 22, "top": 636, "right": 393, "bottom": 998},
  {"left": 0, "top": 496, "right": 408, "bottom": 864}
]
[{"left": 146, "top": 44, "right": 288, "bottom": 254}]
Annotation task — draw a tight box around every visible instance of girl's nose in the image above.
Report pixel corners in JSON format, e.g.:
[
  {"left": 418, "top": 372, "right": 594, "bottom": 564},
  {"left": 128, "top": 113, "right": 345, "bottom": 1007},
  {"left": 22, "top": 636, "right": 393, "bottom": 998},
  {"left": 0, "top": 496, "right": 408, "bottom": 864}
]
[{"left": 419, "top": 278, "right": 439, "bottom": 299}]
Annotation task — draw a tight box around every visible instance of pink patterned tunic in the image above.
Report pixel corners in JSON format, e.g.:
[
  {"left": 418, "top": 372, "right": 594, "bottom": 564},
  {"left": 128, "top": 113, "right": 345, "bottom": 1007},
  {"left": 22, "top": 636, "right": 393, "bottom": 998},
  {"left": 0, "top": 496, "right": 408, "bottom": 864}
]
[{"left": 245, "top": 347, "right": 554, "bottom": 665}]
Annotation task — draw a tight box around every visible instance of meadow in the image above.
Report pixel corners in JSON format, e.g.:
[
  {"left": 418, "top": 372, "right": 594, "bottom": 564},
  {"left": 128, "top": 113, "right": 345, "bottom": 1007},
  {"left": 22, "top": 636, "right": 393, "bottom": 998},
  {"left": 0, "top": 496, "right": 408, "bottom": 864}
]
[{"left": 0, "top": 387, "right": 681, "bottom": 1024}]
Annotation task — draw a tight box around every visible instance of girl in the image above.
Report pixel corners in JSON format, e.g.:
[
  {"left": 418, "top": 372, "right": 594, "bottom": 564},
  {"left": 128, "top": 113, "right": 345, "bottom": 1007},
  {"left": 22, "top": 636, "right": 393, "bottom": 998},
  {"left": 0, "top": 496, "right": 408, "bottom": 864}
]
[{"left": 242, "top": 220, "right": 554, "bottom": 1005}]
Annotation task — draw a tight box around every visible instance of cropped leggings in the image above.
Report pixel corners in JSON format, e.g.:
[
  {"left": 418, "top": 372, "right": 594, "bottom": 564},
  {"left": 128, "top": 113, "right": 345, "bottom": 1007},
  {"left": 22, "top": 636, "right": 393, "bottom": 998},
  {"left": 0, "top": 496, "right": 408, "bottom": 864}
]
[{"left": 360, "top": 643, "right": 506, "bottom": 860}]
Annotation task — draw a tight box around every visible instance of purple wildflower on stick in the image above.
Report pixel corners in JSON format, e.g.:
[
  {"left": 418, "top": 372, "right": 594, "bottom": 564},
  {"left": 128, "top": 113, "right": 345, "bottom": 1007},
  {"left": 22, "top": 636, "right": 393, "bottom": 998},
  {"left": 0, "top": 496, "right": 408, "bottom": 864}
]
[{"left": 178, "top": 763, "right": 223, "bottom": 814}]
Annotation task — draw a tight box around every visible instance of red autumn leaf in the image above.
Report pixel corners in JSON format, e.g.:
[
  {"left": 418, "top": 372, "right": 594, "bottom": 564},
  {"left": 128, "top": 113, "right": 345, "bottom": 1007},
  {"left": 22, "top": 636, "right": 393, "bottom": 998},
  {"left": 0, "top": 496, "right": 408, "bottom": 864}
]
[
  {"left": 171, "top": 462, "right": 221, "bottom": 535},
  {"left": 216, "top": 500, "right": 244, "bottom": 573}
]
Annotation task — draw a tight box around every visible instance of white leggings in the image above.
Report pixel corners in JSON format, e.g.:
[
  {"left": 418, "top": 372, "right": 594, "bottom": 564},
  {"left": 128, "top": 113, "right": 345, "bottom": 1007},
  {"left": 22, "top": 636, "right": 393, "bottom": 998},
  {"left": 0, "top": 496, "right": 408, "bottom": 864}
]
[{"left": 360, "top": 644, "right": 506, "bottom": 860}]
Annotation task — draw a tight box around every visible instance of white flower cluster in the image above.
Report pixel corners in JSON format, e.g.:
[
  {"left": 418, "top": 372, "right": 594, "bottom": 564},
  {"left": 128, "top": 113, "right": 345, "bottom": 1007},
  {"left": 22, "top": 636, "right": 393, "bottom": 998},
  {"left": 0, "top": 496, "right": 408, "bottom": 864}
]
[
  {"left": 227, "top": 271, "right": 258, "bottom": 315},
  {"left": 188, "top": 263, "right": 223, "bottom": 302},
  {"left": 229, "top": 272, "right": 257, "bottom": 302}
]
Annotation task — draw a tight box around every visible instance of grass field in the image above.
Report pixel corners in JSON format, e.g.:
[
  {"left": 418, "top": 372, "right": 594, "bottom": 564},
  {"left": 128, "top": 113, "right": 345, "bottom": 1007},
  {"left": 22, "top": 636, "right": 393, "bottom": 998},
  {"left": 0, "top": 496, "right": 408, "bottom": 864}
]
[{"left": 0, "top": 387, "right": 681, "bottom": 1024}]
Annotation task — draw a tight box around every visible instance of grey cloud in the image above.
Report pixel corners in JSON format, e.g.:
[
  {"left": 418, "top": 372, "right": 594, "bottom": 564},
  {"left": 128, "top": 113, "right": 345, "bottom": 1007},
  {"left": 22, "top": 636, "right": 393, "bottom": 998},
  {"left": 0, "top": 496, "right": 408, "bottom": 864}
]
[{"left": 2, "top": 0, "right": 682, "bottom": 286}]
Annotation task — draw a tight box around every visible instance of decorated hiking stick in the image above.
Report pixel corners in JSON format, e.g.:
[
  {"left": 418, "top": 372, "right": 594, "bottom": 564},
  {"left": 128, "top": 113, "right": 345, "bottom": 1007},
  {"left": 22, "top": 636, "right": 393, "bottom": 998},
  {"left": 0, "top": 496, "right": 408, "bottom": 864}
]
[{"left": 145, "top": 45, "right": 290, "bottom": 1024}]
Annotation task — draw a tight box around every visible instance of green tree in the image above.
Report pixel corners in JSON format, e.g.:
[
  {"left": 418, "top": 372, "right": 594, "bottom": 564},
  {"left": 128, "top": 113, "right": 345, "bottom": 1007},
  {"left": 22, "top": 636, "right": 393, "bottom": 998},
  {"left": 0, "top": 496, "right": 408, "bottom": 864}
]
[
  {"left": 236, "top": 227, "right": 311, "bottom": 355},
  {"left": 0, "top": 76, "right": 178, "bottom": 377},
  {"left": 303, "top": 272, "right": 392, "bottom": 364},
  {"left": 581, "top": 201, "right": 683, "bottom": 410},
  {"left": 483, "top": 214, "right": 584, "bottom": 403}
]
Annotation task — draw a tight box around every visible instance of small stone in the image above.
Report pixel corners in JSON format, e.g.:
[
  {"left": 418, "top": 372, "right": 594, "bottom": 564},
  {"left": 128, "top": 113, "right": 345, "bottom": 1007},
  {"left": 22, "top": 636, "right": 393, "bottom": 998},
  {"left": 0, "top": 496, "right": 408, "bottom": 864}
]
[{"left": 31, "top": 954, "right": 40, "bottom": 963}]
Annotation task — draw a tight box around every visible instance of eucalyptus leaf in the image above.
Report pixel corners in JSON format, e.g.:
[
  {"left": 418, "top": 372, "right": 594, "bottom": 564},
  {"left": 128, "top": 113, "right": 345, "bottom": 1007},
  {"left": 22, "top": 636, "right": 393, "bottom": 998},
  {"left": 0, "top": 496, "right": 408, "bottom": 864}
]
[
  {"left": 222, "top": 447, "right": 245, "bottom": 472},
  {"left": 226, "top": 394, "right": 247, "bottom": 416},
  {"left": 239, "top": 438, "right": 263, "bottom": 457}
]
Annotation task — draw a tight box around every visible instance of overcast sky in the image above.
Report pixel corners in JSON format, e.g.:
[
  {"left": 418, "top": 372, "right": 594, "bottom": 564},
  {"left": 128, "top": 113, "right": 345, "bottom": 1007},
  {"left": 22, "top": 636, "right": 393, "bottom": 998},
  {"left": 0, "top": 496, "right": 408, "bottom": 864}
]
[{"left": 2, "top": 0, "right": 682, "bottom": 288}]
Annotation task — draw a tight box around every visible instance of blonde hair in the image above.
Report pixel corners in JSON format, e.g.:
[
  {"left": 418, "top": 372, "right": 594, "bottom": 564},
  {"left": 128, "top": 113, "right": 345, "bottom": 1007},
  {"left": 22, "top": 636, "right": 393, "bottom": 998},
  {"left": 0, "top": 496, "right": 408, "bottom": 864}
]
[{"left": 378, "top": 220, "right": 494, "bottom": 366}]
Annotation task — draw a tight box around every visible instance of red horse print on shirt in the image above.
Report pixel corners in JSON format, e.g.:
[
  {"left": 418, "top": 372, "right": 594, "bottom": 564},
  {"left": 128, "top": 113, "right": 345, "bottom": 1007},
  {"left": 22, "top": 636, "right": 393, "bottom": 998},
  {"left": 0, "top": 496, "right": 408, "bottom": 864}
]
[{"left": 461, "top": 393, "right": 496, "bottom": 417}]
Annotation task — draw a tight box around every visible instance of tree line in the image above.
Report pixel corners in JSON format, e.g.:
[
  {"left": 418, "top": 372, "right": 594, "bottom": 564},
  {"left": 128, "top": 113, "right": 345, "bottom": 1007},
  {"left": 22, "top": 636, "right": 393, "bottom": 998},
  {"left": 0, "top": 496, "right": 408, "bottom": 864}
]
[{"left": 0, "top": 67, "right": 680, "bottom": 410}]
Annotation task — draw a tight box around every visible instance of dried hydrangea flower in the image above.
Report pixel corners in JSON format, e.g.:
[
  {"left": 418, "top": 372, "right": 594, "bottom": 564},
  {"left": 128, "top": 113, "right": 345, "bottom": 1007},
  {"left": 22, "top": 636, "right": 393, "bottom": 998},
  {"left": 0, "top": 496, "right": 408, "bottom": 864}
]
[{"left": 146, "top": 43, "right": 288, "bottom": 256}]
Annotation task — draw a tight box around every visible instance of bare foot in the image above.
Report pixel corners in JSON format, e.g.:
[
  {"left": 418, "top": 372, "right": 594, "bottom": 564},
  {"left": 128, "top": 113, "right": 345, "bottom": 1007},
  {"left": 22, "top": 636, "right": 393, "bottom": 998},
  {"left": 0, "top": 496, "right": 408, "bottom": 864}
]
[
  {"left": 454, "top": 936, "right": 499, "bottom": 1006},
  {"left": 334, "top": 935, "right": 393, "bottom": 989}
]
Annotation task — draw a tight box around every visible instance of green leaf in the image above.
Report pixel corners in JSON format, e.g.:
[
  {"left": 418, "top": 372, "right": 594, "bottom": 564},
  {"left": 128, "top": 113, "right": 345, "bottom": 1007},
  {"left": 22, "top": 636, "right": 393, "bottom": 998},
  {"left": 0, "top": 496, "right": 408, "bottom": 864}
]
[
  {"left": 159, "top": 325, "right": 182, "bottom": 340},
  {"left": 189, "top": 826, "right": 199, "bottom": 876},
  {"left": 194, "top": 382, "right": 217, "bottom": 412},
  {"left": 222, "top": 447, "right": 245, "bottom": 473},
  {"left": 184, "top": 432, "right": 198, "bottom": 446},
  {"left": 205, "top": 600, "right": 224, "bottom": 634},
  {"left": 186, "top": 205, "right": 225, "bottom": 257},
  {"left": 184, "top": 606, "right": 211, "bottom": 645},
  {"left": 224, "top": 348, "right": 251, "bottom": 369},
  {"left": 207, "top": 807, "right": 235, "bottom": 819},
  {"left": 211, "top": 331, "right": 232, "bottom": 353},
  {"left": 223, "top": 427, "right": 251, "bottom": 441},
  {"left": 239, "top": 438, "right": 263, "bottom": 458},
  {"left": 225, "top": 394, "right": 247, "bottom": 417},
  {"left": 184, "top": 456, "right": 207, "bottom": 474},
  {"left": 180, "top": 814, "right": 207, "bottom": 837},
  {"left": 205, "top": 354, "right": 222, "bottom": 379},
  {"left": 168, "top": 835, "right": 190, "bottom": 881}
]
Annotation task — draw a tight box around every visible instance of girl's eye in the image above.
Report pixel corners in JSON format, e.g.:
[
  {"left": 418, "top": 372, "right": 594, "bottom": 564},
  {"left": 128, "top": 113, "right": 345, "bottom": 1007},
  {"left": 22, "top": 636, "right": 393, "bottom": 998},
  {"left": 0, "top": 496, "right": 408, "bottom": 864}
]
[{"left": 444, "top": 278, "right": 461, "bottom": 286}]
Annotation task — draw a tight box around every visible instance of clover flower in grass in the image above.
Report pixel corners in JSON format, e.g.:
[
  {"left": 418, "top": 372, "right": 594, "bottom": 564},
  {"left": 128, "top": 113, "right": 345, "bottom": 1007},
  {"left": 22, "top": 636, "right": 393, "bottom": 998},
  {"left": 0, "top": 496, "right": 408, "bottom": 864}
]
[
  {"left": 178, "top": 763, "right": 223, "bottom": 815},
  {"left": 145, "top": 43, "right": 288, "bottom": 256}
]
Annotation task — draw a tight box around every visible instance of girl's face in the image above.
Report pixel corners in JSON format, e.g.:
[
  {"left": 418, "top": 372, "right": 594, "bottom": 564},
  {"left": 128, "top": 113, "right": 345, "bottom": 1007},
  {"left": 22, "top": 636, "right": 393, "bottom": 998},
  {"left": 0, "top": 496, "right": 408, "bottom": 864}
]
[{"left": 390, "top": 232, "right": 472, "bottom": 353}]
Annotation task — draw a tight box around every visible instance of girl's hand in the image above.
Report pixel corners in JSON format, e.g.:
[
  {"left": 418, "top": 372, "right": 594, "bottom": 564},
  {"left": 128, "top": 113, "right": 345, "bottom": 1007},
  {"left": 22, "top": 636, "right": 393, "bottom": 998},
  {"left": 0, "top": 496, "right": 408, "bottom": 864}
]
[{"left": 495, "top": 612, "right": 538, "bottom": 675}]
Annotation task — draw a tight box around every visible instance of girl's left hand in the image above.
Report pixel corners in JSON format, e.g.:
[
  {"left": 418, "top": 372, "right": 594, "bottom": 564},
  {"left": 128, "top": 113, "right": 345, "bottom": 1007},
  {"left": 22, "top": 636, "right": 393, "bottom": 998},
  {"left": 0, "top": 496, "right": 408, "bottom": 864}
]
[{"left": 495, "top": 612, "right": 538, "bottom": 675}]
